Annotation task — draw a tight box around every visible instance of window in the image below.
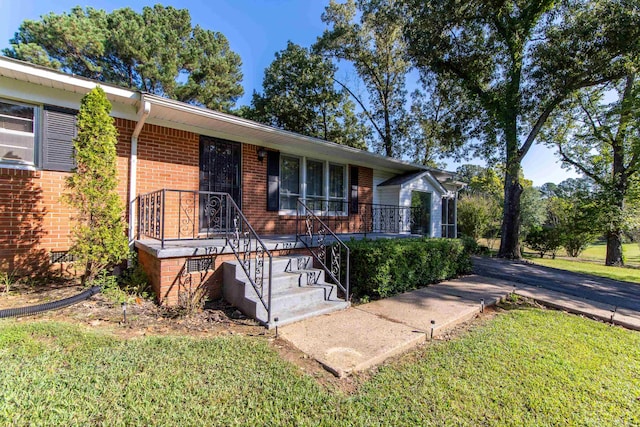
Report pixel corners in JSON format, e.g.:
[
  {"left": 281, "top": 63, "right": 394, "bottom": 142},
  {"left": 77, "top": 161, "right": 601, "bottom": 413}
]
[
  {"left": 277, "top": 156, "right": 349, "bottom": 214},
  {"left": 329, "top": 163, "right": 346, "bottom": 212},
  {"left": 306, "top": 159, "right": 324, "bottom": 210},
  {"left": 0, "top": 100, "right": 36, "bottom": 165},
  {"left": 411, "top": 191, "right": 432, "bottom": 235},
  {"left": 441, "top": 197, "right": 456, "bottom": 238},
  {"left": 279, "top": 155, "right": 300, "bottom": 210}
]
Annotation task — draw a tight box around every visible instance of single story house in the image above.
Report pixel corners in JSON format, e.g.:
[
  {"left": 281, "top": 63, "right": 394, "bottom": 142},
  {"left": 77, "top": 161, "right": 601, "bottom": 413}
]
[{"left": 0, "top": 56, "right": 463, "bottom": 326}]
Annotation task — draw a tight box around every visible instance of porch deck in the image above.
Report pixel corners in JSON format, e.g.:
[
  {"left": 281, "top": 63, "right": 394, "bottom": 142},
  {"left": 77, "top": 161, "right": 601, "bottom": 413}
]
[{"left": 135, "top": 232, "right": 420, "bottom": 259}]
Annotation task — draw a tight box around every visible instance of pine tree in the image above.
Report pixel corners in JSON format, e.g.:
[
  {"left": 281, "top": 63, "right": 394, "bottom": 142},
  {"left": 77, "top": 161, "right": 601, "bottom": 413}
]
[{"left": 65, "top": 86, "right": 128, "bottom": 283}]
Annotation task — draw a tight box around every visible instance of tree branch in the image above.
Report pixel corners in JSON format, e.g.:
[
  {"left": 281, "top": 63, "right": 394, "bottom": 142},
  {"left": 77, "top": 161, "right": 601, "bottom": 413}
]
[
  {"left": 518, "top": 95, "right": 562, "bottom": 161},
  {"left": 331, "top": 75, "right": 385, "bottom": 141},
  {"left": 579, "top": 96, "right": 612, "bottom": 145},
  {"left": 555, "top": 142, "right": 605, "bottom": 185}
]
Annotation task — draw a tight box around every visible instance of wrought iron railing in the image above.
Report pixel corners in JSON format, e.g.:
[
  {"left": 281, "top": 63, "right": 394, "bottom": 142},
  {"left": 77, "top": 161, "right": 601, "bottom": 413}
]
[
  {"left": 137, "top": 189, "right": 273, "bottom": 324},
  {"left": 298, "top": 199, "right": 423, "bottom": 236},
  {"left": 296, "top": 199, "right": 350, "bottom": 301}
]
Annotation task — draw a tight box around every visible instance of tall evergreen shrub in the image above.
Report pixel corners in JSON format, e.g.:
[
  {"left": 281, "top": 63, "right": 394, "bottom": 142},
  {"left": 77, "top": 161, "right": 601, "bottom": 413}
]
[{"left": 65, "top": 86, "right": 128, "bottom": 283}]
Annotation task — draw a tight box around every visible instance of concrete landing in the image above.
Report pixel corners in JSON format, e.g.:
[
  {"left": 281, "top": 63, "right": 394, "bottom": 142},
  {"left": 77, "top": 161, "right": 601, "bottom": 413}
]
[
  {"left": 280, "top": 275, "right": 511, "bottom": 377},
  {"left": 357, "top": 288, "right": 480, "bottom": 335},
  {"left": 278, "top": 308, "right": 424, "bottom": 377}
]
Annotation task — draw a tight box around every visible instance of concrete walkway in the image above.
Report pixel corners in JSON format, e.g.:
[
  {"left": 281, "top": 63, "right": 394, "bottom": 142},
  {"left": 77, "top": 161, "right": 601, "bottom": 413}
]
[{"left": 280, "top": 270, "right": 640, "bottom": 377}]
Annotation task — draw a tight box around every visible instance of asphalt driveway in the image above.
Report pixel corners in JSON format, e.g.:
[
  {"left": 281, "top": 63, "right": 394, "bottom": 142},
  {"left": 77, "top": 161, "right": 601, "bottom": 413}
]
[{"left": 473, "top": 256, "right": 640, "bottom": 313}]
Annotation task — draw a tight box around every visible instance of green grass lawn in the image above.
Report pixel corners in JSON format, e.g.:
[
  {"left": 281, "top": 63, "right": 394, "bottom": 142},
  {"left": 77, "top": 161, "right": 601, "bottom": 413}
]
[
  {"left": 580, "top": 242, "right": 640, "bottom": 266},
  {"left": 525, "top": 256, "right": 640, "bottom": 284},
  {"left": 2, "top": 309, "right": 639, "bottom": 425},
  {"left": 522, "top": 241, "right": 640, "bottom": 284}
]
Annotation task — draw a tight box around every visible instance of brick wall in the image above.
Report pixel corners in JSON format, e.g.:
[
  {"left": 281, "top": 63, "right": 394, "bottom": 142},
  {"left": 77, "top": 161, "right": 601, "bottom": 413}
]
[
  {"left": 138, "top": 246, "right": 309, "bottom": 307},
  {"left": 0, "top": 111, "right": 376, "bottom": 284}
]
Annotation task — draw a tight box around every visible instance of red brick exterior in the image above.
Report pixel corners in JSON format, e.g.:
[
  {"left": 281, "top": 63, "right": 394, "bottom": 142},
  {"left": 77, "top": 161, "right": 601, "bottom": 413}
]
[
  {"left": 138, "top": 247, "right": 310, "bottom": 306},
  {"left": 1, "top": 115, "right": 374, "bottom": 306}
]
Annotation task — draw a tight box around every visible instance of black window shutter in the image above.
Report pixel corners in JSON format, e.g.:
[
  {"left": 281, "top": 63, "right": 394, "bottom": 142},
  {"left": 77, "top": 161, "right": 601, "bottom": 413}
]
[
  {"left": 350, "top": 166, "right": 359, "bottom": 214},
  {"left": 42, "top": 106, "right": 77, "bottom": 172},
  {"left": 266, "top": 150, "right": 280, "bottom": 211}
]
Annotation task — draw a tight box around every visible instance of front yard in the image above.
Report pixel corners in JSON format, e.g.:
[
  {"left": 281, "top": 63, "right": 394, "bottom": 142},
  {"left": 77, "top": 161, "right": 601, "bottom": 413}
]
[
  {"left": 523, "top": 242, "right": 640, "bottom": 284},
  {"left": 2, "top": 307, "right": 638, "bottom": 425}
]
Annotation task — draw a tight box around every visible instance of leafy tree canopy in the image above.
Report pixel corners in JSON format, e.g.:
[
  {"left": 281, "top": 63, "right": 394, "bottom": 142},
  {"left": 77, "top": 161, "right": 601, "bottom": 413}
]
[
  {"left": 315, "top": 0, "right": 410, "bottom": 157},
  {"left": 247, "top": 41, "right": 367, "bottom": 149},
  {"left": 4, "top": 4, "right": 244, "bottom": 111},
  {"left": 402, "top": 0, "right": 640, "bottom": 259},
  {"left": 543, "top": 69, "right": 640, "bottom": 265}
]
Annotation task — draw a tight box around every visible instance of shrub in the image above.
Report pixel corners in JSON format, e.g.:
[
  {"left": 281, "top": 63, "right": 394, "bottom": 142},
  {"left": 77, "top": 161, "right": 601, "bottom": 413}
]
[
  {"left": 346, "top": 238, "right": 471, "bottom": 300},
  {"left": 118, "top": 253, "right": 152, "bottom": 299},
  {"left": 65, "top": 87, "right": 129, "bottom": 284},
  {"left": 524, "top": 225, "right": 563, "bottom": 258}
]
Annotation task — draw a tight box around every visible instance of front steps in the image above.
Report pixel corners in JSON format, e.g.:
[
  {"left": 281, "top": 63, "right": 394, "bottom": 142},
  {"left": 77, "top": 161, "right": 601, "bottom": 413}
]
[{"left": 223, "top": 254, "right": 349, "bottom": 328}]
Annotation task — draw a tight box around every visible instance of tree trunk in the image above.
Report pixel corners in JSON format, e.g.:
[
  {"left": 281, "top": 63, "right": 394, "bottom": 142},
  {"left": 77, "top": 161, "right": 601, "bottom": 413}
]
[
  {"left": 383, "top": 98, "right": 393, "bottom": 156},
  {"left": 604, "top": 73, "right": 634, "bottom": 267},
  {"left": 605, "top": 230, "right": 624, "bottom": 266},
  {"left": 498, "top": 172, "right": 523, "bottom": 259},
  {"left": 497, "top": 85, "right": 523, "bottom": 260}
]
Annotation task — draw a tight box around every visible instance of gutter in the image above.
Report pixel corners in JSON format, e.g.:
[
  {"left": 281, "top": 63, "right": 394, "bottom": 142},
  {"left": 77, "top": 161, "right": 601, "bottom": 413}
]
[{"left": 128, "top": 95, "right": 151, "bottom": 244}]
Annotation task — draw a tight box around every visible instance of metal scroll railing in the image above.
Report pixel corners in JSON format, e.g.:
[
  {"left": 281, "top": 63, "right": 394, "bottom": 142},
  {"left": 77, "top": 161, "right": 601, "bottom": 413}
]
[
  {"left": 296, "top": 199, "right": 350, "bottom": 301},
  {"left": 137, "top": 189, "right": 273, "bottom": 324}
]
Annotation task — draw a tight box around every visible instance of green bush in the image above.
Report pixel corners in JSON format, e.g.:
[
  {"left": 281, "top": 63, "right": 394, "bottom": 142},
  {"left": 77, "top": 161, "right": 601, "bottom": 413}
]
[
  {"left": 346, "top": 238, "right": 472, "bottom": 300},
  {"left": 524, "top": 225, "right": 563, "bottom": 258}
]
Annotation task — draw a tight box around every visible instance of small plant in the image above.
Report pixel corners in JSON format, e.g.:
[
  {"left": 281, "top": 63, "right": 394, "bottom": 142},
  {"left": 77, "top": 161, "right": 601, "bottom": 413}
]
[
  {"left": 93, "top": 270, "right": 129, "bottom": 304},
  {"left": 177, "top": 272, "right": 208, "bottom": 316},
  {"left": 0, "top": 271, "right": 16, "bottom": 295},
  {"left": 119, "top": 253, "right": 152, "bottom": 299}
]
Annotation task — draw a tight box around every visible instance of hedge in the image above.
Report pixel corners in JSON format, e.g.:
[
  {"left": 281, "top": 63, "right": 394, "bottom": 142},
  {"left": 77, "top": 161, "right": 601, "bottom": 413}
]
[{"left": 345, "top": 238, "right": 472, "bottom": 300}]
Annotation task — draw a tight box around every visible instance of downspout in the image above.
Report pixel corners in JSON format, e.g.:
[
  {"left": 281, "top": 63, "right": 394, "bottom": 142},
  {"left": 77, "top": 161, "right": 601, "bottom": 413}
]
[{"left": 128, "top": 95, "right": 151, "bottom": 244}]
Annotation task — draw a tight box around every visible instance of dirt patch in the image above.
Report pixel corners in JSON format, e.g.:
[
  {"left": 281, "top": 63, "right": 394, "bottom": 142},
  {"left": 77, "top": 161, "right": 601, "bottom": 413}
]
[{"left": 0, "top": 283, "right": 266, "bottom": 339}]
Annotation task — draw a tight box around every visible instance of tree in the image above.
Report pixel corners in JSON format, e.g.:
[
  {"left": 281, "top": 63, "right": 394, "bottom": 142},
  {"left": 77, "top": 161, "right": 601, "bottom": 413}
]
[
  {"left": 65, "top": 87, "right": 129, "bottom": 283},
  {"left": 315, "top": 0, "right": 410, "bottom": 157},
  {"left": 402, "top": 0, "right": 640, "bottom": 259},
  {"left": 543, "top": 72, "right": 640, "bottom": 265},
  {"left": 4, "top": 5, "right": 243, "bottom": 111},
  {"left": 457, "top": 194, "right": 495, "bottom": 241},
  {"left": 249, "top": 42, "right": 367, "bottom": 149},
  {"left": 406, "top": 76, "right": 471, "bottom": 166},
  {"left": 456, "top": 164, "right": 504, "bottom": 248},
  {"left": 524, "top": 224, "right": 563, "bottom": 258}
]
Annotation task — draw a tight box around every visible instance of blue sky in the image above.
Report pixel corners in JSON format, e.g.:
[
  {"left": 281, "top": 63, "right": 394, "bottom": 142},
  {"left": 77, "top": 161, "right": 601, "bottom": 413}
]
[{"left": 1, "top": 0, "right": 579, "bottom": 185}]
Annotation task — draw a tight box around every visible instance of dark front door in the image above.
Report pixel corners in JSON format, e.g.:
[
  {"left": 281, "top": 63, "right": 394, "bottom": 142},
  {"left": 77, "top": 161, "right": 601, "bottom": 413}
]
[{"left": 199, "top": 136, "right": 241, "bottom": 232}]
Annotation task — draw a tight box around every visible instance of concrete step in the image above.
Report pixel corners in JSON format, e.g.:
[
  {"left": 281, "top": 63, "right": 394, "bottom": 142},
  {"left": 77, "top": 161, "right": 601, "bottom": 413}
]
[
  {"left": 231, "top": 268, "right": 326, "bottom": 297},
  {"left": 268, "top": 300, "right": 350, "bottom": 328},
  {"left": 225, "top": 254, "right": 314, "bottom": 281},
  {"left": 222, "top": 254, "right": 346, "bottom": 328},
  {"left": 247, "top": 284, "right": 339, "bottom": 312}
]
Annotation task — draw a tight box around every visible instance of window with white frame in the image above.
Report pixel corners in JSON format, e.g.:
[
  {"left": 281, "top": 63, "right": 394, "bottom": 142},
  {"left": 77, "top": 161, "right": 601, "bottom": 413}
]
[
  {"left": 329, "top": 163, "right": 346, "bottom": 212},
  {"left": 0, "top": 99, "right": 36, "bottom": 165},
  {"left": 306, "top": 159, "right": 324, "bottom": 210},
  {"left": 278, "top": 156, "right": 348, "bottom": 214},
  {"left": 279, "top": 155, "right": 300, "bottom": 210}
]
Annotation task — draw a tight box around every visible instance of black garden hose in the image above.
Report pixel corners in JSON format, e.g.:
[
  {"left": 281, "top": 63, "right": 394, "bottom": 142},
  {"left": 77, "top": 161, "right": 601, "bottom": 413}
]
[{"left": 0, "top": 286, "right": 101, "bottom": 318}]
